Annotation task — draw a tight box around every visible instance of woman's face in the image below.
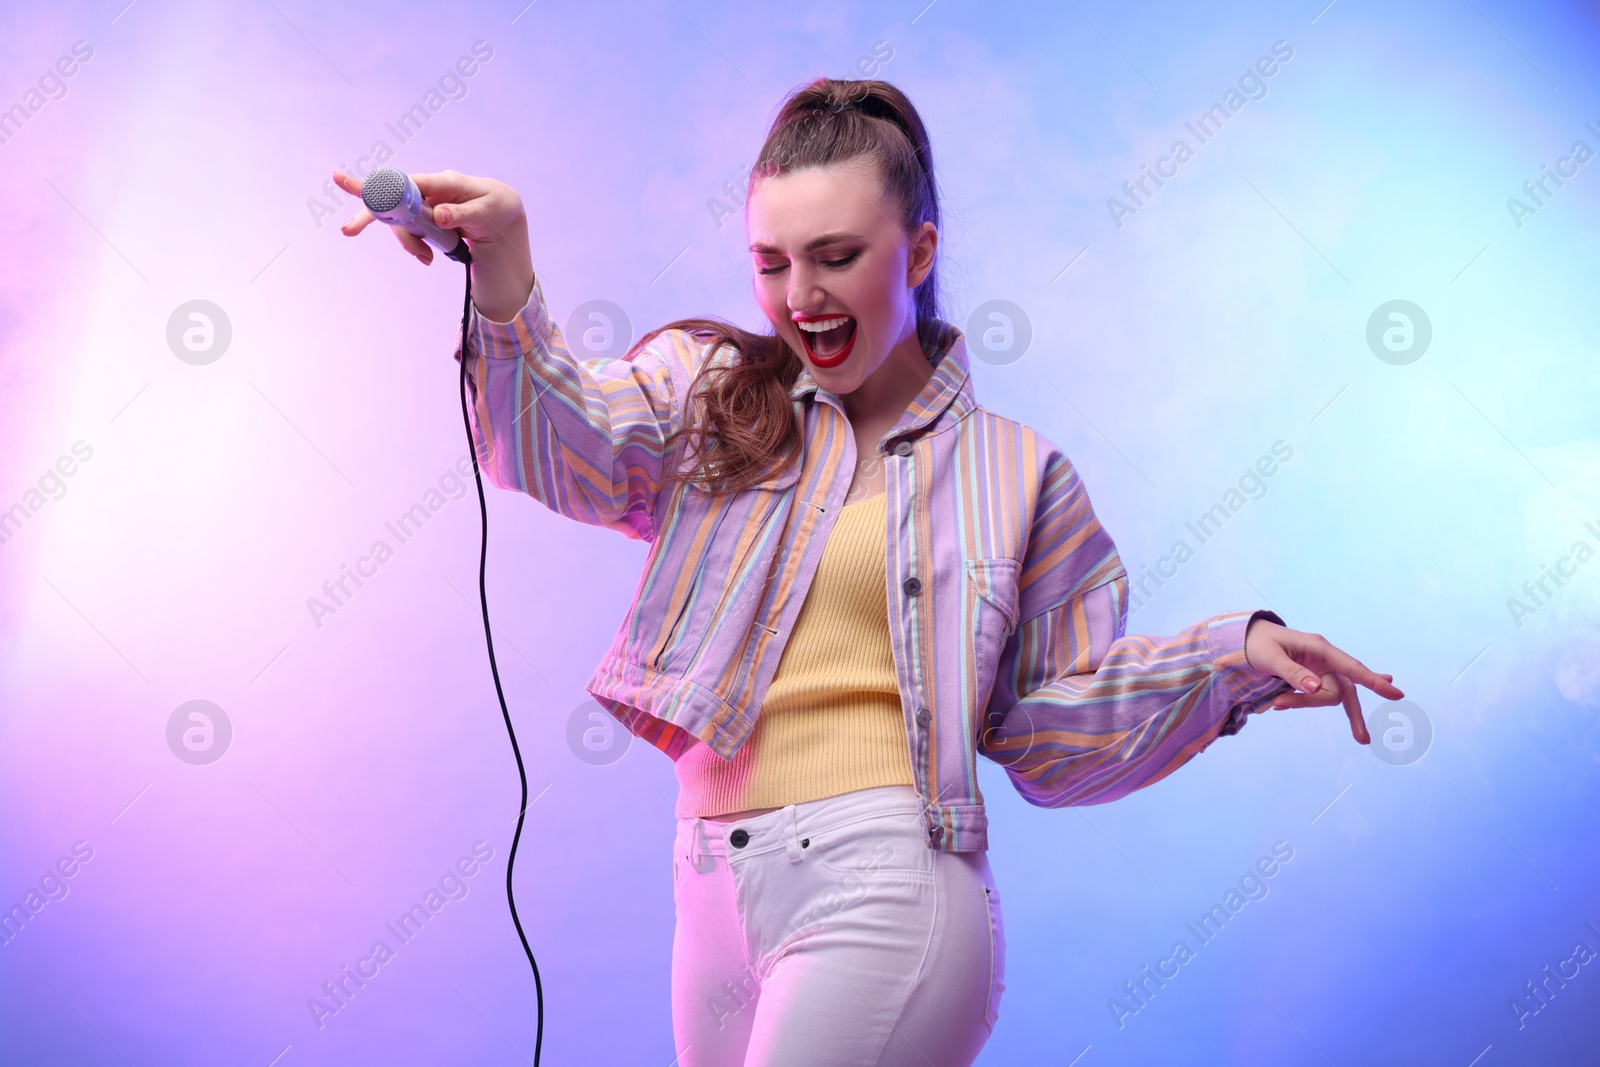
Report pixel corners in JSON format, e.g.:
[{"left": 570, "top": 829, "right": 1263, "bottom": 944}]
[{"left": 745, "top": 156, "right": 936, "bottom": 395}]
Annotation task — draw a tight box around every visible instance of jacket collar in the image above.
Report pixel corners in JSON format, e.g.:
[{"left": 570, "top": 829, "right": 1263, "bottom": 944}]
[{"left": 787, "top": 318, "right": 976, "bottom": 443}]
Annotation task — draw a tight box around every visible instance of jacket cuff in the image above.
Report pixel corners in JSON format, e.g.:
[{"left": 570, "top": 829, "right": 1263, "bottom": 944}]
[
  {"left": 1206, "top": 609, "right": 1295, "bottom": 738},
  {"left": 454, "top": 273, "right": 552, "bottom": 363}
]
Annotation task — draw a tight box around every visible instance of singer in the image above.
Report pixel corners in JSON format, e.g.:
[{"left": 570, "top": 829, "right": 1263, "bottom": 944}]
[{"left": 336, "top": 77, "right": 1401, "bottom": 1067}]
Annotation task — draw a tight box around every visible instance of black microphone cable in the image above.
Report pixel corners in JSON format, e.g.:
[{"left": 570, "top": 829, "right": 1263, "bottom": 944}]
[
  {"left": 455, "top": 257, "right": 546, "bottom": 1065},
  {"left": 353, "top": 164, "right": 544, "bottom": 1059}
]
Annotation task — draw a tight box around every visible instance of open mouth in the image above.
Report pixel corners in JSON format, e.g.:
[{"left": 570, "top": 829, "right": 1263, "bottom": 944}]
[{"left": 795, "top": 315, "right": 858, "bottom": 368}]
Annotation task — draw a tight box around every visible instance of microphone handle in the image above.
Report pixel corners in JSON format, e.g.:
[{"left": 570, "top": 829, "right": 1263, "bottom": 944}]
[
  {"left": 401, "top": 209, "right": 473, "bottom": 264},
  {"left": 370, "top": 184, "right": 473, "bottom": 264}
]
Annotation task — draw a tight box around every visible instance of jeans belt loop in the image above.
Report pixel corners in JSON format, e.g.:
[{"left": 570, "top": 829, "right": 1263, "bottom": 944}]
[
  {"left": 689, "top": 817, "right": 705, "bottom": 870},
  {"left": 785, "top": 805, "right": 803, "bottom": 864}
]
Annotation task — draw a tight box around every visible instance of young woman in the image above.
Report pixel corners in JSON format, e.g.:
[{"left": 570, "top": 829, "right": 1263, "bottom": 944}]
[{"left": 336, "top": 77, "right": 1401, "bottom": 1067}]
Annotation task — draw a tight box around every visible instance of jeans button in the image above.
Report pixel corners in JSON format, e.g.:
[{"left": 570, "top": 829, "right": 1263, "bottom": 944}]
[{"left": 729, "top": 828, "right": 749, "bottom": 848}]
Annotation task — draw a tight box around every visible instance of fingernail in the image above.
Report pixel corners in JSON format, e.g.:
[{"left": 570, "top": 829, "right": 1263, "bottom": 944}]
[
  {"left": 436, "top": 207, "right": 451, "bottom": 224},
  {"left": 1304, "top": 676, "right": 1319, "bottom": 690}
]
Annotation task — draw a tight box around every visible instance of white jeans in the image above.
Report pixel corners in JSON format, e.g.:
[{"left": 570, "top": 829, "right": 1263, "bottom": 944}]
[{"left": 671, "top": 784, "right": 1005, "bottom": 1066}]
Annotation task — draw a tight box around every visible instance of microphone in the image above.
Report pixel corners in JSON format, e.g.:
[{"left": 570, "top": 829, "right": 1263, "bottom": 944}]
[{"left": 360, "top": 168, "right": 472, "bottom": 264}]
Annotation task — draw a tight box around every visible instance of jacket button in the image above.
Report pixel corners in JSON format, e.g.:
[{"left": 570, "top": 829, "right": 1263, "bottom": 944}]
[
  {"left": 893, "top": 440, "right": 913, "bottom": 457},
  {"left": 915, "top": 706, "right": 931, "bottom": 728},
  {"left": 902, "top": 576, "right": 921, "bottom": 597},
  {"left": 729, "top": 829, "right": 749, "bottom": 848}
]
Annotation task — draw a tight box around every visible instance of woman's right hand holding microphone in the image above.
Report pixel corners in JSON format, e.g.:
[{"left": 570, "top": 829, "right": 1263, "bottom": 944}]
[{"left": 332, "top": 168, "right": 535, "bottom": 324}]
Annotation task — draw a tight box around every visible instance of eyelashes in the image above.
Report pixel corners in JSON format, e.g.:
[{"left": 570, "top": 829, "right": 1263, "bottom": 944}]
[{"left": 756, "top": 251, "right": 861, "bottom": 276}]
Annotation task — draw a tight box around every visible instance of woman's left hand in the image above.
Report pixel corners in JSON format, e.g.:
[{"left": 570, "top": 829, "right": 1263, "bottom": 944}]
[{"left": 1243, "top": 617, "right": 1404, "bottom": 745}]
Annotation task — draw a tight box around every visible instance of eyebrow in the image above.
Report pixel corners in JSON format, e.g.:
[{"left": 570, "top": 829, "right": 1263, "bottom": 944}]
[{"left": 748, "top": 231, "right": 864, "bottom": 254}]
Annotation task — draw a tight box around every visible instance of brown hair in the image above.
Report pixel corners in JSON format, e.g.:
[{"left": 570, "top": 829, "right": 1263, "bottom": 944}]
[{"left": 632, "top": 77, "right": 942, "bottom": 497}]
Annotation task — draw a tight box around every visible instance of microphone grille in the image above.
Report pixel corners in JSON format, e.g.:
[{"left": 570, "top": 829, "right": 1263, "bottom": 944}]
[{"left": 361, "top": 168, "right": 407, "bottom": 214}]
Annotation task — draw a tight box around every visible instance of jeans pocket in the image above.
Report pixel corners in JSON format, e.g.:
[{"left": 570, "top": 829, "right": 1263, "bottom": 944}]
[
  {"left": 982, "top": 882, "right": 1005, "bottom": 1031},
  {"left": 809, "top": 810, "right": 934, "bottom": 879}
]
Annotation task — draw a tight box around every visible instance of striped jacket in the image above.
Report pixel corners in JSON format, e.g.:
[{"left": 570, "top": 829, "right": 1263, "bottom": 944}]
[{"left": 454, "top": 276, "right": 1293, "bottom": 852}]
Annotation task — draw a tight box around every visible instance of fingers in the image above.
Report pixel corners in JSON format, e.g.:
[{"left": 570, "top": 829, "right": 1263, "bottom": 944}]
[
  {"left": 331, "top": 167, "right": 483, "bottom": 205},
  {"left": 412, "top": 169, "right": 490, "bottom": 205},
  {"left": 1302, "top": 634, "right": 1404, "bottom": 701},
  {"left": 339, "top": 206, "right": 378, "bottom": 236},
  {"left": 1268, "top": 668, "right": 1339, "bottom": 709},
  {"left": 1265, "top": 659, "right": 1360, "bottom": 706},
  {"left": 331, "top": 168, "right": 472, "bottom": 243},
  {"left": 1251, "top": 642, "right": 1325, "bottom": 696},
  {"left": 1252, "top": 626, "right": 1401, "bottom": 748},
  {"left": 331, "top": 170, "right": 375, "bottom": 235},
  {"left": 1340, "top": 673, "right": 1371, "bottom": 744},
  {"left": 1265, "top": 672, "right": 1370, "bottom": 744},
  {"left": 423, "top": 180, "right": 514, "bottom": 244},
  {"left": 330, "top": 168, "right": 433, "bottom": 263},
  {"left": 392, "top": 225, "right": 433, "bottom": 264},
  {"left": 331, "top": 169, "right": 362, "bottom": 197},
  {"left": 431, "top": 197, "right": 480, "bottom": 231}
]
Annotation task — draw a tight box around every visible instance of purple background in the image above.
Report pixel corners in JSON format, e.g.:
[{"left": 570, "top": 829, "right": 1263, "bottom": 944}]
[{"left": 3, "top": 1, "right": 1599, "bottom": 1063}]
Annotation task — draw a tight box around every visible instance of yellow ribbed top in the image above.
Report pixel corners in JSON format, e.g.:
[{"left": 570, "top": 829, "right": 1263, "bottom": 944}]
[{"left": 673, "top": 491, "right": 914, "bottom": 818}]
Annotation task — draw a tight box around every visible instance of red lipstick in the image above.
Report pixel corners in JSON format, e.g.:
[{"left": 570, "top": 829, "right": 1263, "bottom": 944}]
[{"left": 792, "top": 313, "right": 858, "bottom": 369}]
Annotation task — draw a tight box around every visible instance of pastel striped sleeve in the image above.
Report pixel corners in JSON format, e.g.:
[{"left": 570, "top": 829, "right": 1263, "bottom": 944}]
[
  {"left": 450, "top": 275, "right": 705, "bottom": 541},
  {"left": 977, "top": 444, "right": 1294, "bottom": 807}
]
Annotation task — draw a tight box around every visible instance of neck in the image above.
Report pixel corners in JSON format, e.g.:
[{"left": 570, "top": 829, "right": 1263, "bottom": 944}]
[{"left": 840, "top": 320, "right": 935, "bottom": 429}]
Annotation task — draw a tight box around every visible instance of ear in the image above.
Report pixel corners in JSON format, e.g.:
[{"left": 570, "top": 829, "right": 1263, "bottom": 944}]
[{"left": 905, "top": 220, "right": 937, "bottom": 289}]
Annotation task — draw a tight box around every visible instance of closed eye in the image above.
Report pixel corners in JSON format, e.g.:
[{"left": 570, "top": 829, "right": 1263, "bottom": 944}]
[{"left": 756, "top": 251, "right": 861, "bottom": 276}]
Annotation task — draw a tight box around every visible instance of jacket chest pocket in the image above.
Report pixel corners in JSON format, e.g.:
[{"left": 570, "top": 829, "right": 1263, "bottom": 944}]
[
  {"left": 964, "top": 558, "right": 1020, "bottom": 718},
  {"left": 966, "top": 558, "right": 1019, "bottom": 633}
]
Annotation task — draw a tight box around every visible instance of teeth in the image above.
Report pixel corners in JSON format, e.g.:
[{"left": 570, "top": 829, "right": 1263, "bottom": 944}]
[{"left": 796, "top": 317, "right": 852, "bottom": 332}]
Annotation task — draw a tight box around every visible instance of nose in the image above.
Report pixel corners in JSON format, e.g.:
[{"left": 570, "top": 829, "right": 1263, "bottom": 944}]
[{"left": 787, "top": 262, "right": 826, "bottom": 316}]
